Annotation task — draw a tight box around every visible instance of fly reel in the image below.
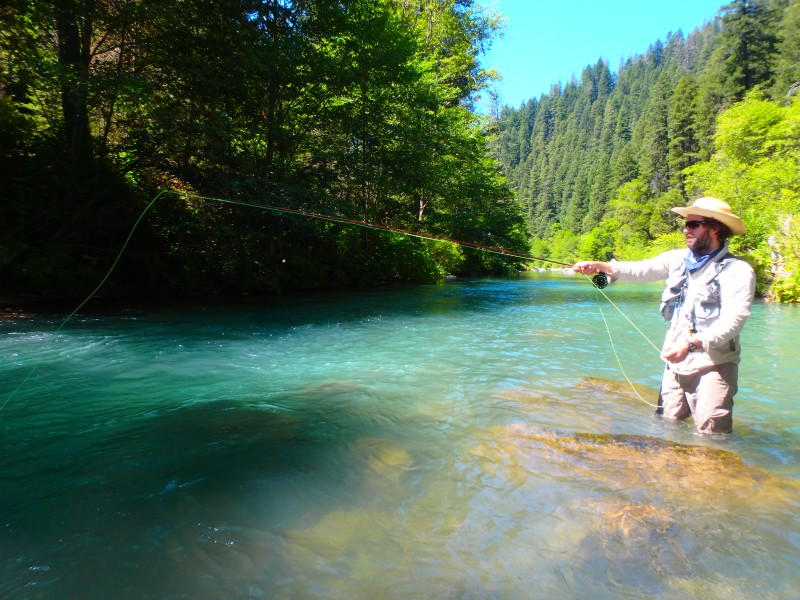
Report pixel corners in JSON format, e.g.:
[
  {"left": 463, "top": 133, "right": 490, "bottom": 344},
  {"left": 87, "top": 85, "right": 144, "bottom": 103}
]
[{"left": 592, "top": 272, "right": 609, "bottom": 289}]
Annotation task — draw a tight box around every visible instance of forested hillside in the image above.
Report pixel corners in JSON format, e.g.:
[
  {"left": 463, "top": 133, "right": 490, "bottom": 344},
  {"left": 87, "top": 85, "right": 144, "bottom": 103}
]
[
  {"left": 1, "top": 0, "right": 528, "bottom": 299},
  {"left": 490, "top": 0, "right": 800, "bottom": 300}
]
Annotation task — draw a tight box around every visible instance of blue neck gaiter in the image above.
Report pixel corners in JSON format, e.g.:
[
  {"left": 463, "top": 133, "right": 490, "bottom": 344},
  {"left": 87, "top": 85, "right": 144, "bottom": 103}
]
[{"left": 685, "top": 245, "right": 724, "bottom": 273}]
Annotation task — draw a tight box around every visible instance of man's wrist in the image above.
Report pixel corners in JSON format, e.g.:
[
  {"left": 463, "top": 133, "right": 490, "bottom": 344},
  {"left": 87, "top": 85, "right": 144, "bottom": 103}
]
[{"left": 687, "top": 337, "right": 702, "bottom": 352}]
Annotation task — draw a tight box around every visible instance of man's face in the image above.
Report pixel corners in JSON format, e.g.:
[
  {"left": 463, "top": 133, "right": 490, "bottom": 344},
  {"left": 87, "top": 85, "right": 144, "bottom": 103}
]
[{"left": 683, "top": 213, "right": 717, "bottom": 254}]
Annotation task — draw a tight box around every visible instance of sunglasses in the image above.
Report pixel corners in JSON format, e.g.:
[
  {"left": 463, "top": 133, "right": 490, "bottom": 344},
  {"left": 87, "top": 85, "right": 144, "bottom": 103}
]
[{"left": 684, "top": 220, "right": 710, "bottom": 229}]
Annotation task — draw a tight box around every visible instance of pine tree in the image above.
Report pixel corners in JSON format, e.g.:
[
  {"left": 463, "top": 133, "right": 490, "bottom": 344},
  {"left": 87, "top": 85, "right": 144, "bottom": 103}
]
[
  {"left": 772, "top": 0, "right": 800, "bottom": 99},
  {"left": 637, "top": 72, "right": 673, "bottom": 193},
  {"left": 611, "top": 144, "right": 640, "bottom": 189},
  {"left": 707, "top": 0, "right": 779, "bottom": 103},
  {"left": 668, "top": 75, "right": 701, "bottom": 196}
]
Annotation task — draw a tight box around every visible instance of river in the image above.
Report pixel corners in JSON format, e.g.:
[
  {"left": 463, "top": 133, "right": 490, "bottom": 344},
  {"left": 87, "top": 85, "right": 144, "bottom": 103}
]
[{"left": 2, "top": 274, "right": 799, "bottom": 599}]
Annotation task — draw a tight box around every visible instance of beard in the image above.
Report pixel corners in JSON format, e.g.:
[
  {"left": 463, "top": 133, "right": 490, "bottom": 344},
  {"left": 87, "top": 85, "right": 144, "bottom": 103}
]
[{"left": 687, "top": 232, "right": 713, "bottom": 255}]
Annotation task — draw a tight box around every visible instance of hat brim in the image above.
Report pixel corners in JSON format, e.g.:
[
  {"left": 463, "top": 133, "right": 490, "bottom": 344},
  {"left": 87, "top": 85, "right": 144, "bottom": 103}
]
[{"left": 671, "top": 206, "right": 746, "bottom": 235}]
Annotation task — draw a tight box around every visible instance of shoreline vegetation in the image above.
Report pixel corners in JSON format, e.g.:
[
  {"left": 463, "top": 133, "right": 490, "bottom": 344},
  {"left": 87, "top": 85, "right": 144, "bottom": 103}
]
[{"left": 2, "top": 0, "right": 799, "bottom": 302}]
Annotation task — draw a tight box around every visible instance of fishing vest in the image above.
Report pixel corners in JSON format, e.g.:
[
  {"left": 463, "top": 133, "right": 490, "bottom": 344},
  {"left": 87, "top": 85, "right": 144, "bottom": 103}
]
[{"left": 659, "top": 253, "right": 739, "bottom": 332}]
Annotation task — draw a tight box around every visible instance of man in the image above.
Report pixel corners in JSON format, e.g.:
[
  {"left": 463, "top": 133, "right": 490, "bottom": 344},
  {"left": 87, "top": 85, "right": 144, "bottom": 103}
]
[{"left": 573, "top": 197, "right": 756, "bottom": 434}]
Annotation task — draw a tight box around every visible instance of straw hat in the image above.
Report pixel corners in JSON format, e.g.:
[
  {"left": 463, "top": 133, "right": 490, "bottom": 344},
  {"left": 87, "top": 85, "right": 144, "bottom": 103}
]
[{"left": 672, "top": 197, "right": 746, "bottom": 235}]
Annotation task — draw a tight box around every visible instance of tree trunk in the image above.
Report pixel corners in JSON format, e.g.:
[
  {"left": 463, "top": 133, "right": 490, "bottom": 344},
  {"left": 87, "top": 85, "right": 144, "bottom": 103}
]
[{"left": 53, "top": 0, "right": 94, "bottom": 164}]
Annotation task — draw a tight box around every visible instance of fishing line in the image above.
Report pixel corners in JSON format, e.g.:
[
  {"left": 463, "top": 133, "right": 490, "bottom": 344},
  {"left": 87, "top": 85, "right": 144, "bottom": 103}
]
[
  {"left": 1, "top": 190, "right": 169, "bottom": 411},
  {"left": 2, "top": 189, "right": 659, "bottom": 410},
  {"left": 590, "top": 287, "right": 662, "bottom": 408},
  {"left": 182, "top": 191, "right": 575, "bottom": 267},
  {"left": 585, "top": 276, "right": 662, "bottom": 355}
]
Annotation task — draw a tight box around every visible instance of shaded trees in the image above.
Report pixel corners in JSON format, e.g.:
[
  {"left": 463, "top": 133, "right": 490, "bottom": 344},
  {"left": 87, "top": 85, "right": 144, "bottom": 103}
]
[{"left": 1, "top": 0, "right": 527, "bottom": 297}]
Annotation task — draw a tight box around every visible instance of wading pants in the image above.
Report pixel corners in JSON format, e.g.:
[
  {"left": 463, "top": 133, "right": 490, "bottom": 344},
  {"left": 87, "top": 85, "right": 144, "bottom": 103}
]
[{"left": 657, "top": 363, "right": 738, "bottom": 434}]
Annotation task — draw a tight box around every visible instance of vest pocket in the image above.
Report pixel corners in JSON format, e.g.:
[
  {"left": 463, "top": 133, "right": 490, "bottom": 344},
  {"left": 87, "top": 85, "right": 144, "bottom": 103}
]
[{"left": 694, "top": 280, "right": 721, "bottom": 325}]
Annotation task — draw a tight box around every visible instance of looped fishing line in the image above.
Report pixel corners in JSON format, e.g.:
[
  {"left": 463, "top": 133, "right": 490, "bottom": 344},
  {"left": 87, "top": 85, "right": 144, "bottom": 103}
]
[
  {"left": 1, "top": 190, "right": 171, "bottom": 411},
  {"left": 3, "top": 189, "right": 663, "bottom": 410},
  {"left": 579, "top": 272, "right": 663, "bottom": 408}
]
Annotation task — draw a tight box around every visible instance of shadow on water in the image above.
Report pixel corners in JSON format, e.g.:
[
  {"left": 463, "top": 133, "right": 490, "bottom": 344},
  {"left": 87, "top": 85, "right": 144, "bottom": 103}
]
[{"left": 0, "top": 382, "right": 423, "bottom": 599}]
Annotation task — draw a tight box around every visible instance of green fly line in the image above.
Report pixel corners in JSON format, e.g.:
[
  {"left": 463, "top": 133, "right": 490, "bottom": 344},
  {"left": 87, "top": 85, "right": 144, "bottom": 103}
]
[{"left": 588, "top": 282, "right": 663, "bottom": 408}]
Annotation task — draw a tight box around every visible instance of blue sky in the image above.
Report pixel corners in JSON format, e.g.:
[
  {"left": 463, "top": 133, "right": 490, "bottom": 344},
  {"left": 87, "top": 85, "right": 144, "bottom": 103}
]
[{"left": 480, "top": 0, "right": 725, "bottom": 109}]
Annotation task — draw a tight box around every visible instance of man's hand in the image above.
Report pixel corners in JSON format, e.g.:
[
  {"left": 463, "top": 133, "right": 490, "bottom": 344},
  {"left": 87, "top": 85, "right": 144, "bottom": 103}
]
[
  {"left": 662, "top": 337, "right": 702, "bottom": 363},
  {"left": 573, "top": 261, "right": 612, "bottom": 275},
  {"left": 661, "top": 341, "right": 691, "bottom": 363}
]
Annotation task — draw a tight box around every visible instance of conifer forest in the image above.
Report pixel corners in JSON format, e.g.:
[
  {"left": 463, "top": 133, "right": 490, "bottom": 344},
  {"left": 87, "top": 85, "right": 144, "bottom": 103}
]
[{"left": 2, "top": 0, "right": 799, "bottom": 300}]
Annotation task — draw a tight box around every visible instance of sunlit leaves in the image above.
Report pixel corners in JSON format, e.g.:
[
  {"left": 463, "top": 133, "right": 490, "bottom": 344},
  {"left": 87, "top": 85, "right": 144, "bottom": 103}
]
[{"left": 683, "top": 92, "right": 800, "bottom": 298}]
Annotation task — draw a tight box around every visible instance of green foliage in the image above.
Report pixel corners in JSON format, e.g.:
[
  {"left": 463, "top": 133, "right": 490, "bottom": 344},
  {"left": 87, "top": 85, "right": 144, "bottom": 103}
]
[
  {"left": 712, "top": 90, "right": 786, "bottom": 164},
  {"left": 637, "top": 72, "right": 674, "bottom": 193},
  {"left": 768, "top": 212, "right": 800, "bottom": 301},
  {"left": 684, "top": 93, "right": 800, "bottom": 299},
  {"left": 422, "top": 239, "right": 465, "bottom": 275},
  {"left": 546, "top": 223, "right": 580, "bottom": 265},
  {"left": 0, "top": 96, "right": 32, "bottom": 154},
  {"left": 578, "top": 219, "right": 618, "bottom": 261},
  {"left": 1, "top": 0, "right": 526, "bottom": 298},
  {"left": 647, "top": 189, "right": 684, "bottom": 237},
  {"left": 4, "top": 0, "right": 798, "bottom": 301},
  {"left": 607, "top": 180, "right": 653, "bottom": 246},
  {"left": 685, "top": 93, "right": 800, "bottom": 262},
  {"left": 771, "top": 274, "right": 800, "bottom": 302},
  {"left": 649, "top": 231, "right": 686, "bottom": 256}
]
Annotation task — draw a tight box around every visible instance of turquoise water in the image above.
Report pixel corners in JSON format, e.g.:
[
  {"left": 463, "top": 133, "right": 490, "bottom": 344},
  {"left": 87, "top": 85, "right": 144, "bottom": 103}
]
[{"left": 2, "top": 274, "right": 799, "bottom": 599}]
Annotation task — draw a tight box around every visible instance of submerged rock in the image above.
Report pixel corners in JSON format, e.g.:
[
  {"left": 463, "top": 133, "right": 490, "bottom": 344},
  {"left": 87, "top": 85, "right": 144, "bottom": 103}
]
[
  {"left": 478, "top": 424, "right": 797, "bottom": 498},
  {"left": 596, "top": 500, "right": 674, "bottom": 539},
  {"left": 352, "top": 437, "right": 414, "bottom": 475},
  {"left": 466, "top": 423, "right": 800, "bottom": 595},
  {"left": 575, "top": 376, "right": 656, "bottom": 403}
]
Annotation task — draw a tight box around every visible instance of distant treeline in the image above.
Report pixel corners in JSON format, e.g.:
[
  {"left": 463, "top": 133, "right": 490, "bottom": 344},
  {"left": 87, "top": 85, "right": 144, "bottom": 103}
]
[
  {"left": 490, "top": 0, "right": 800, "bottom": 300},
  {"left": 1, "top": 0, "right": 528, "bottom": 299}
]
